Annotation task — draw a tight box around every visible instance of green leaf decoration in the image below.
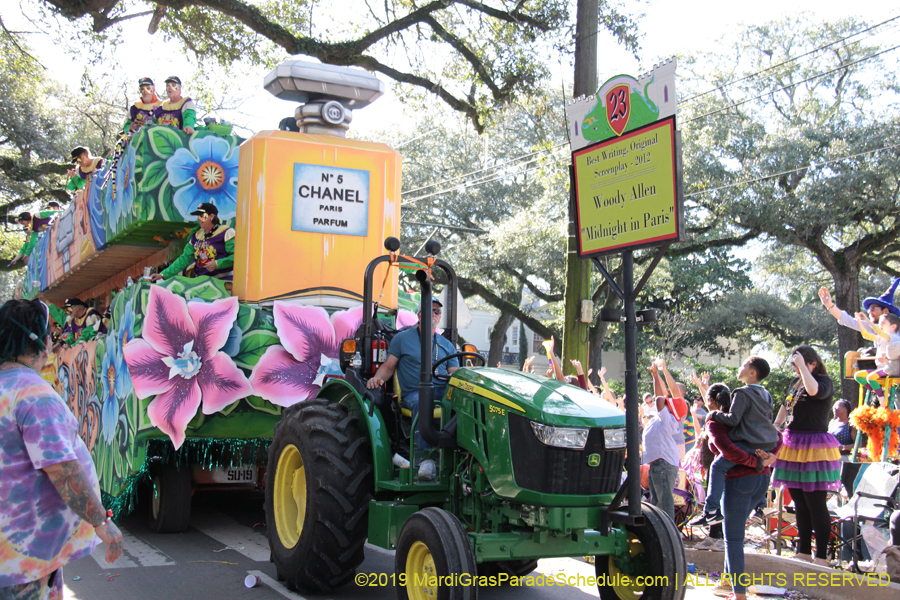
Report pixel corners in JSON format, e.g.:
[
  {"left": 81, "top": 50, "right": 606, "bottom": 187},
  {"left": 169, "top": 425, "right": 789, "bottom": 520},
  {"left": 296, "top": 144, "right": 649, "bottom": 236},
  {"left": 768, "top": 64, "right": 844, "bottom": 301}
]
[
  {"left": 139, "top": 159, "right": 168, "bottom": 193},
  {"left": 233, "top": 329, "right": 279, "bottom": 370},
  {"left": 148, "top": 126, "right": 185, "bottom": 159},
  {"left": 244, "top": 394, "right": 282, "bottom": 415},
  {"left": 157, "top": 180, "right": 173, "bottom": 221},
  {"left": 160, "top": 276, "right": 230, "bottom": 300}
]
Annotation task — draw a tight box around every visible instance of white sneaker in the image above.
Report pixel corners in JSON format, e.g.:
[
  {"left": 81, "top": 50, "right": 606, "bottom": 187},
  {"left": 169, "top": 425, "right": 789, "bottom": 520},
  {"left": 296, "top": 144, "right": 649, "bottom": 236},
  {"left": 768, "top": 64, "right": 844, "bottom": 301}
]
[
  {"left": 694, "top": 537, "right": 715, "bottom": 550},
  {"left": 710, "top": 539, "right": 726, "bottom": 552},
  {"left": 418, "top": 459, "right": 436, "bottom": 481}
]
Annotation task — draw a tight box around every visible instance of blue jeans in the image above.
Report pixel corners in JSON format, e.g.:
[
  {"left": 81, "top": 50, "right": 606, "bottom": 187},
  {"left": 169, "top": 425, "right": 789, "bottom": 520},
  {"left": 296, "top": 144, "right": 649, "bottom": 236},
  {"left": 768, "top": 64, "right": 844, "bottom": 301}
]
[
  {"left": 402, "top": 386, "right": 445, "bottom": 452},
  {"left": 706, "top": 441, "right": 753, "bottom": 512},
  {"left": 648, "top": 459, "right": 678, "bottom": 523},
  {"left": 722, "top": 473, "right": 769, "bottom": 594}
]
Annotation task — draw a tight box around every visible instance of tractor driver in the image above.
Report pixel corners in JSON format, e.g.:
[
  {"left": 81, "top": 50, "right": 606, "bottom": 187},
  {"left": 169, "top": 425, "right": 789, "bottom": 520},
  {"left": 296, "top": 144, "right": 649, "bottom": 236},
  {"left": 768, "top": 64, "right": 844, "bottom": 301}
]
[{"left": 366, "top": 298, "right": 459, "bottom": 481}]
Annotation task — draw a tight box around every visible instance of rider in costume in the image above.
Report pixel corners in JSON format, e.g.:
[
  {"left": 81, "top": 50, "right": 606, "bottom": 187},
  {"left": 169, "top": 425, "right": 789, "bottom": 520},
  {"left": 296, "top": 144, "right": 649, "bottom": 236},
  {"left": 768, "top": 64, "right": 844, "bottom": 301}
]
[
  {"left": 9, "top": 210, "right": 61, "bottom": 266},
  {"left": 123, "top": 77, "right": 161, "bottom": 134},
  {"left": 153, "top": 76, "right": 196, "bottom": 135},
  {"left": 153, "top": 203, "right": 235, "bottom": 282},
  {"left": 61, "top": 298, "right": 106, "bottom": 345},
  {"left": 66, "top": 147, "right": 105, "bottom": 192}
]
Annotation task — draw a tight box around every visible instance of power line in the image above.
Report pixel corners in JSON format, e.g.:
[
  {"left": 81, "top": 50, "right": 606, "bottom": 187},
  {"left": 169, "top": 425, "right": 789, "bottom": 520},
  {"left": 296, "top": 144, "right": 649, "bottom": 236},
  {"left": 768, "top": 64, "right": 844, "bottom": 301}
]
[
  {"left": 401, "top": 16, "right": 900, "bottom": 206},
  {"left": 402, "top": 221, "right": 487, "bottom": 233},
  {"left": 400, "top": 146, "right": 568, "bottom": 206},
  {"left": 679, "top": 13, "right": 900, "bottom": 107},
  {"left": 685, "top": 41, "right": 900, "bottom": 124},
  {"left": 402, "top": 143, "right": 566, "bottom": 196},
  {"left": 684, "top": 141, "right": 900, "bottom": 199}
]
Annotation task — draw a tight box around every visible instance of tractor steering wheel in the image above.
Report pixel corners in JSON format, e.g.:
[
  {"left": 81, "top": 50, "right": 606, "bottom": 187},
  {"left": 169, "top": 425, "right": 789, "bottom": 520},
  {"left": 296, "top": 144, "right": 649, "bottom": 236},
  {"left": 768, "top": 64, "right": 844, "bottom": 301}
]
[{"left": 432, "top": 352, "right": 486, "bottom": 383}]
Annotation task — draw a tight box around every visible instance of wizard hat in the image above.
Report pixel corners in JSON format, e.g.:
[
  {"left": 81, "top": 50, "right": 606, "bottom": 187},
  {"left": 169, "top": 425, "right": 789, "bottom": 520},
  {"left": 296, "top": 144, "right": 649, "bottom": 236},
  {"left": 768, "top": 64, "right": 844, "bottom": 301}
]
[{"left": 862, "top": 277, "right": 900, "bottom": 317}]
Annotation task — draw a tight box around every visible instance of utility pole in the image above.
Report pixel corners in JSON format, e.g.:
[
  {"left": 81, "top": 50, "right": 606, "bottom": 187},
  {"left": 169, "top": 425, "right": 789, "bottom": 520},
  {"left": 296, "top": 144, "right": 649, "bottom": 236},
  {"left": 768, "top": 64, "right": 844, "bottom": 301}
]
[{"left": 562, "top": 0, "right": 597, "bottom": 373}]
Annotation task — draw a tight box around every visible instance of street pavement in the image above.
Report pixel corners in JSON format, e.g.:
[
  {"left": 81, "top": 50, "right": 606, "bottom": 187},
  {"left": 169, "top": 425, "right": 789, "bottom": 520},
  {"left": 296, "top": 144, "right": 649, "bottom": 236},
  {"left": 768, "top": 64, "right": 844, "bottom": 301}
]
[{"left": 63, "top": 489, "right": 736, "bottom": 600}]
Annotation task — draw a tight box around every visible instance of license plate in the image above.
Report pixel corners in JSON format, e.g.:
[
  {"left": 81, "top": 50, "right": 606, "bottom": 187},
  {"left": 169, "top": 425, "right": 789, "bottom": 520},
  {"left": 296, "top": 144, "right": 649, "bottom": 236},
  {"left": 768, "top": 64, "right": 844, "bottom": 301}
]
[{"left": 192, "top": 465, "right": 257, "bottom": 484}]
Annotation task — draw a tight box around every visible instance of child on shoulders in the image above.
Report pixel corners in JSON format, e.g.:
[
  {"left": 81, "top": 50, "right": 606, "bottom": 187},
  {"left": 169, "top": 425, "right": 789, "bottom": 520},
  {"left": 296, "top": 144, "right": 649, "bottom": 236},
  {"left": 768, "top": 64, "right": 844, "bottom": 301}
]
[{"left": 690, "top": 356, "right": 780, "bottom": 526}]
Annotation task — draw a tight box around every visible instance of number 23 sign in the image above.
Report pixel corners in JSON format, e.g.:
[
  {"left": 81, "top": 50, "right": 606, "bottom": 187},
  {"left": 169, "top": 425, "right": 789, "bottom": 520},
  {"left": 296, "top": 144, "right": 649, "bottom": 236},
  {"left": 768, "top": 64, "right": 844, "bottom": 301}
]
[{"left": 605, "top": 84, "right": 631, "bottom": 136}]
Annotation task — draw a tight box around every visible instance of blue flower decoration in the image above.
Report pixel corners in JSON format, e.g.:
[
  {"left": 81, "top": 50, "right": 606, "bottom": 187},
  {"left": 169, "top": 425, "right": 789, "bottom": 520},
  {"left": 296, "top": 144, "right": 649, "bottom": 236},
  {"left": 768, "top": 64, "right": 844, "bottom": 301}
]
[
  {"left": 113, "top": 297, "right": 135, "bottom": 400},
  {"left": 88, "top": 164, "right": 108, "bottom": 248},
  {"left": 99, "top": 336, "right": 121, "bottom": 444},
  {"left": 166, "top": 136, "right": 239, "bottom": 220},
  {"left": 110, "top": 143, "right": 137, "bottom": 234}
]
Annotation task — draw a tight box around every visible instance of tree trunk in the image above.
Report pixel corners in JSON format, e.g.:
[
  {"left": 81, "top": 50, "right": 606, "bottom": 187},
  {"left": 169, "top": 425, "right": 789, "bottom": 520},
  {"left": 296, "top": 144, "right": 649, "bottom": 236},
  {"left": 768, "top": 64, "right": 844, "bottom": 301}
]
[
  {"left": 488, "top": 310, "right": 515, "bottom": 368},
  {"left": 830, "top": 264, "right": 864, "bottom": 405}
]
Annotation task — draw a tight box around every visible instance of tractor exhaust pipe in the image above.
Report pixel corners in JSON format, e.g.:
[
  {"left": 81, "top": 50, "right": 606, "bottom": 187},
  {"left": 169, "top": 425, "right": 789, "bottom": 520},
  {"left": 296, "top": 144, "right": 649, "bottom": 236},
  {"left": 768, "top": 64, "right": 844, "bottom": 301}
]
[{"left": 415, "top": 269, "right": 453, "bottom": 448}]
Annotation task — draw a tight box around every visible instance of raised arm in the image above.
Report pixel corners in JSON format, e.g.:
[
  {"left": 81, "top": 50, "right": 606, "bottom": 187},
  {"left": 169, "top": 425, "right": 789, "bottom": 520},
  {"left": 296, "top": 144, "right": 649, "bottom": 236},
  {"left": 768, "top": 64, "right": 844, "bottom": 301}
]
[
  {"left": 542, "top": 338, "right": 565, "bottom": 382},
  {"left": 649, "top": 361, "right": 666, "bottom": 397},
  {"left": 598, "top": 367, "right": 618, "bottom": 405},
  {"left": 570, "top": 359, "right": 594, "bottom": 392},
  {"left": 791, "top": 352, "right": 819, "bottom": 396},
  {"left": 690, "top": 370, "right": 709, "bottom": 399},
  {"left": 659, "top": 360, "right": 680, "bottom": 399}
]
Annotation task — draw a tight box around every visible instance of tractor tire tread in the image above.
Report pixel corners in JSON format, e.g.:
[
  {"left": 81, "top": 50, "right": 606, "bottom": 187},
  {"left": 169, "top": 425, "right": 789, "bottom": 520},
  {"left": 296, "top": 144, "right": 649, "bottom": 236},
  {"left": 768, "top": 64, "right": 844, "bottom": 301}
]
[{"left": 266, "top": 399, "right": 372, "bottom": 593}]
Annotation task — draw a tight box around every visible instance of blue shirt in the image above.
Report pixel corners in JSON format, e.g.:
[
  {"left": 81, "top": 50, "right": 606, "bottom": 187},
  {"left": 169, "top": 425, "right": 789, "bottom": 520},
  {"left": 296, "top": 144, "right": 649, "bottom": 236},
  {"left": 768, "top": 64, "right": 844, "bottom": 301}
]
[
  {"left": 642, "top": 405, "right": 681, "bottom": 467},
  {"left": 389, "top": 327, "right": 459, "bottom": 395}
]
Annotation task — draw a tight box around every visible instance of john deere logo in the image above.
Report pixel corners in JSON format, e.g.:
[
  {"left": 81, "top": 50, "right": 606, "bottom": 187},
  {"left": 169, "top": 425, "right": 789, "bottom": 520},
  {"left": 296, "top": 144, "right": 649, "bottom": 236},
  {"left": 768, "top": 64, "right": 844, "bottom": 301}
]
[{"left": 587, "top": 454, "right": 601, "bottom": 467}]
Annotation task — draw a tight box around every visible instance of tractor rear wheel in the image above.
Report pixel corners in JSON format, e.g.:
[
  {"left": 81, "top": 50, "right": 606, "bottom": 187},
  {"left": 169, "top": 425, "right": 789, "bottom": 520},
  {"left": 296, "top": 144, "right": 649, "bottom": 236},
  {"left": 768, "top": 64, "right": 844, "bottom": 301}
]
[
  {"left": 396, "top": 508, "right": 477, "bottom": 600},
  {"left": 596, "top": 502, "right": 686, "bottom": 600},
  {"left": 265, "top": 398, "right": 373, "bottom": 593}
]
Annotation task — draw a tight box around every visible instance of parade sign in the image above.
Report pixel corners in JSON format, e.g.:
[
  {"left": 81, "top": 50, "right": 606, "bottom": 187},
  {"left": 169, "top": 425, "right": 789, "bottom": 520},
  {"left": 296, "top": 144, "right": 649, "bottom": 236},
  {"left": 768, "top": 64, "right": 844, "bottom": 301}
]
[
  {"left": 572, "top": 116, "right": 682, "bottom": 257},
  {"left": 292, "top": 163, "right": 370, "bottom": 236}
]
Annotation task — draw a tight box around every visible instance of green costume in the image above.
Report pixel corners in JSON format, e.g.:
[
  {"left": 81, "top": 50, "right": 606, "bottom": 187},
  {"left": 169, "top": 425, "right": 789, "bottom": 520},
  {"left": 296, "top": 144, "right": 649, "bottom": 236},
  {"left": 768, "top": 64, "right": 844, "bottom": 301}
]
[
  {"left": 161, "top": 225, "right": 236, "bottom": 281},
  {"left": 17, "top": 210, "right": 60, "bottom": 258}
]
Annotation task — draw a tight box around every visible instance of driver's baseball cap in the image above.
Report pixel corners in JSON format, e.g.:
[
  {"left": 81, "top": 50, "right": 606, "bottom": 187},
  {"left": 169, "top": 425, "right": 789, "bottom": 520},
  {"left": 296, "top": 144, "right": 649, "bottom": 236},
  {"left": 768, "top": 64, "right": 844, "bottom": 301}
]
[{"left": 419, "top": 298, "right": 443, "bottom": 312}]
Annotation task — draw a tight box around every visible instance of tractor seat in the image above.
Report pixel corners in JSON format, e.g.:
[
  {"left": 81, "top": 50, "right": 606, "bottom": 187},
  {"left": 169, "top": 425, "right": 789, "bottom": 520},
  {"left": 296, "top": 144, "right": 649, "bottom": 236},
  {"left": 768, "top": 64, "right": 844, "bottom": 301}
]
[{"left": 394, "top": 377, "right": 441, "bottom": 418}]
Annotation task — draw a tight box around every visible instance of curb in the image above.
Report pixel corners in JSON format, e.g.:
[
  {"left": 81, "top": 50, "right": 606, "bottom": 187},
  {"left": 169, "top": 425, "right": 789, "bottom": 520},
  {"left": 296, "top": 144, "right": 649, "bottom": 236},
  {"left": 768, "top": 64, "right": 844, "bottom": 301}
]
[{"left": 686, "top": 549, "right": 899, "bottom": 600}]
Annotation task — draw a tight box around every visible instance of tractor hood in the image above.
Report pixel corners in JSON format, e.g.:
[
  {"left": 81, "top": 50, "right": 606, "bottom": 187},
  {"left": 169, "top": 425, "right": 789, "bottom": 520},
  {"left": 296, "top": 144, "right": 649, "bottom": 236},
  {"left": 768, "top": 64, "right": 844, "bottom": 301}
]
[{"left": 448, "top": 368, "right": 625, "bottom": 428}]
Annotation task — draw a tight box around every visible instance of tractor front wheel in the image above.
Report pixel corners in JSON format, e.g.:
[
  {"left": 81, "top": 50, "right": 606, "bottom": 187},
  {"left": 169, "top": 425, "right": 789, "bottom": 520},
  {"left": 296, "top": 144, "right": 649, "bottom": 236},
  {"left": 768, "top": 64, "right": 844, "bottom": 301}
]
[
  {"left": 596, "top": 502, "right": 686, "bottom": 600},
  {"left": 265, "top": 398, "right": 373, "bottom": 593},
  {"left": 396, "top": 508, "right": 477, "bottom": 600}
]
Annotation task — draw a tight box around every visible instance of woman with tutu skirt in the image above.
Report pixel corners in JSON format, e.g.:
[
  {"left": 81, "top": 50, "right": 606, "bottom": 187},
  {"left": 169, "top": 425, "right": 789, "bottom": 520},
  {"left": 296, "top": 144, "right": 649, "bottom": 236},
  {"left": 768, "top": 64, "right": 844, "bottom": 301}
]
[{"left": 772, "top": 345, "right": 842, "bottom": 566}]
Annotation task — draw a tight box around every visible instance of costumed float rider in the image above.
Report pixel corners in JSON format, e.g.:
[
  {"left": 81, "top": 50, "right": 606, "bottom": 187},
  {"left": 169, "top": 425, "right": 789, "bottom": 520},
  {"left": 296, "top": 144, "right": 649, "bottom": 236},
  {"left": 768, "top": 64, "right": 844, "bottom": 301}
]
[
  {"left": 153, "top": 76, "right": 196, "bottom": 135},
  {"left": 9, "top": 209, "right": 61, "bottom": 266},
  {"left": 151, "top": 203, "right": 235, "bottom": 285},
  {"left": 123, "top": 77, "right": 161, "bottom": 134},
  {"left": 66, "top": 146, "right": 105, "bottom": 193},
  {"left": 61, "top": 298, "right": 105, "bottom": 345}
]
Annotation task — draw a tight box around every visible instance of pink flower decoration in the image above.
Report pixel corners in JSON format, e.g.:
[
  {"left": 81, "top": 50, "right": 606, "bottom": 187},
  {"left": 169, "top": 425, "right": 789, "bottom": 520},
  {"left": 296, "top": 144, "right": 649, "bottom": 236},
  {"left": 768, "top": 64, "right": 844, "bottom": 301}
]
[
  {"left": 397, "top": 309, "right": 418, "bottom": 329},
  {"left": 250, "top": 303, "right": 363, "bottom": 407},
  {"left": 122, "top": 286, "right": 253, "bottom": 449}
]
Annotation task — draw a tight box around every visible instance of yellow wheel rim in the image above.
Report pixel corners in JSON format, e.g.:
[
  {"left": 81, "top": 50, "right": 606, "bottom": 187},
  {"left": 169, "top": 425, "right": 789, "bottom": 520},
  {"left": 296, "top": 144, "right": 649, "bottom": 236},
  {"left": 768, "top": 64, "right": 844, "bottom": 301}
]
[
  {"left": 607, "top": 537, "right": 647, "bottom": 600},
  {"left": 273, "top": 444, "right": 306, "bottom": 549},
  {"left": 405, "top": 541, "right": 438, "bottom": 600}
]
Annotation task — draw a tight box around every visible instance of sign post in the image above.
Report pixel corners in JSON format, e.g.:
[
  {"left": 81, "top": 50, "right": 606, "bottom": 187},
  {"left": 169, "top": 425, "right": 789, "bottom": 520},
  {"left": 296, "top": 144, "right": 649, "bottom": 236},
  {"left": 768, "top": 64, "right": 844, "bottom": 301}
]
[{"left": 566, "top": 61, "right": 684, "bottom": 519}]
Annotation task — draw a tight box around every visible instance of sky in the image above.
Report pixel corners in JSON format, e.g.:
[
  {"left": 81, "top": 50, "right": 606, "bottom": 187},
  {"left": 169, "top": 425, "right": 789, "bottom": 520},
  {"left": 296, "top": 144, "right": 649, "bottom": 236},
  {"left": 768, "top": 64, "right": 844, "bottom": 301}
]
[{"left": 5, "top": 0, "right": 899, "bottom": 140}]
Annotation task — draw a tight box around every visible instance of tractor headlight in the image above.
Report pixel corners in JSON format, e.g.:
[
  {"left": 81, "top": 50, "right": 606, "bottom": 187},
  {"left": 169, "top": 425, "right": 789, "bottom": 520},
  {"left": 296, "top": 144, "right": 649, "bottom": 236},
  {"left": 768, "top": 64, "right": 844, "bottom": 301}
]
[
  {"left": 603, "top": 428, "right": 627, "bottom": 449},
  {"left": 529, "top": 421, "right": 588, "bottom": 449}
]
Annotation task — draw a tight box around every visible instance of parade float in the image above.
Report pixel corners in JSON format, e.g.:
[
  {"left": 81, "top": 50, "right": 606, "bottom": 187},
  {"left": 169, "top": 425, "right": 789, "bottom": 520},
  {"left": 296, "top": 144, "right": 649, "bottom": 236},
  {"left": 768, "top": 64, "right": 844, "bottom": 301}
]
[{"left": 17, "top": 61, "right": 404, "bottom": 531}]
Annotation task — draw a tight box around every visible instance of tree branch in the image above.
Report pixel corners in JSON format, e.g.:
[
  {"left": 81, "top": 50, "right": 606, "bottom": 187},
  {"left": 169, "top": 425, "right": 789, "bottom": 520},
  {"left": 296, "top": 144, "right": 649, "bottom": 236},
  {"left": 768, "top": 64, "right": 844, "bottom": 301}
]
[
  {"left": 422, "top": 15, "right": 502, "bottom": 98},
  {"left": 501, "top": 266, "right": 563, "bottom": 302},
  {"left": 457, "top": 275, "right": 558, "bottom": 340}
]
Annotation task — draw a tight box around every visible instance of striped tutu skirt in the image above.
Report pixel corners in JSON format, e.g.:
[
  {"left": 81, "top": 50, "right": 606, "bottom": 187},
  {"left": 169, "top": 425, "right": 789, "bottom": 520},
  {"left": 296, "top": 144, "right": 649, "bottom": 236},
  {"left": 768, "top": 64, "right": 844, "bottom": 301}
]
[{"left": 772, "top": 429, "right": 842, "bottom": 492}]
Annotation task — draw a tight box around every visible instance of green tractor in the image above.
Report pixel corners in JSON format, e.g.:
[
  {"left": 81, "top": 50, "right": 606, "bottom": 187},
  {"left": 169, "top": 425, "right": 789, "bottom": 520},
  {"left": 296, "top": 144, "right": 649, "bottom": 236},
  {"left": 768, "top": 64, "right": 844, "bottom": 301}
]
[{"left": 264, "top": 238, "right": 686, "bottom": 600}]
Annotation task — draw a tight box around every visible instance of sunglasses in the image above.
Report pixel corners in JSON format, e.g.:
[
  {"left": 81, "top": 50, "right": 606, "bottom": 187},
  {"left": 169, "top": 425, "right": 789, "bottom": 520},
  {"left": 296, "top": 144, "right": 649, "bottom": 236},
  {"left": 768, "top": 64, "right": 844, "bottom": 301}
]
[{"left": 432, "top": 308, "right": 442, "bottom": 315}]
